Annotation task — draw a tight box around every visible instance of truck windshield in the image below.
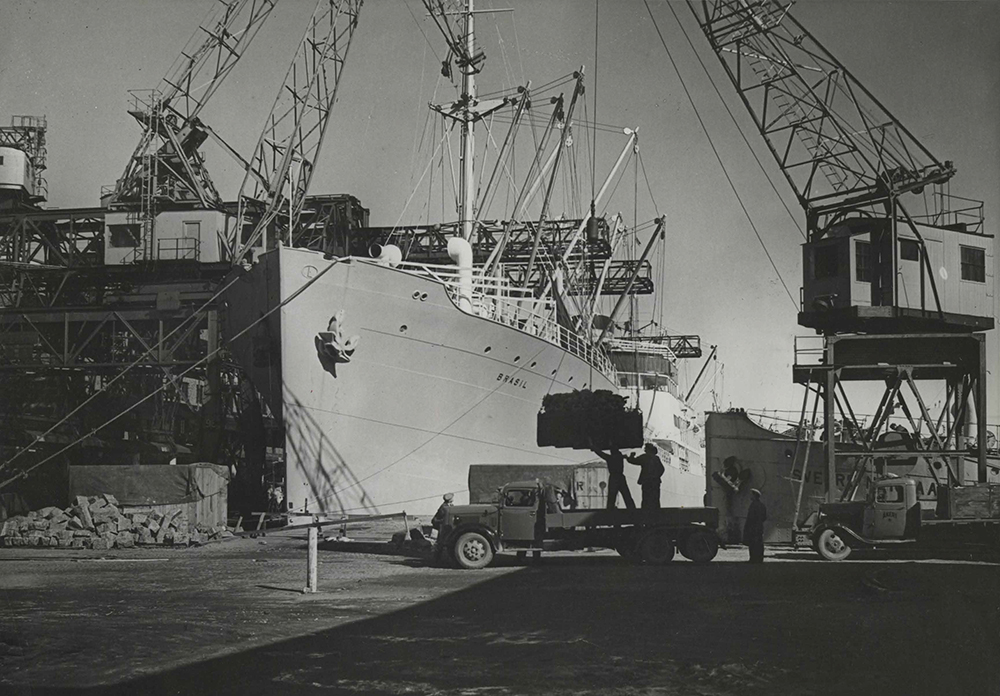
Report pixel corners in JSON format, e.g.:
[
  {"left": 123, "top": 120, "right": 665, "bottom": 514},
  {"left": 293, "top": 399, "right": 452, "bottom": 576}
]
[{"left": 504, "top": 489, "right": 537, "bottom": 507}]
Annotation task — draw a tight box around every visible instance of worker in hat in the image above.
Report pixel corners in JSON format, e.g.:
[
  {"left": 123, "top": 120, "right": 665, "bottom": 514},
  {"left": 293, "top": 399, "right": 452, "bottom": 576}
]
[
  {"left": 431, "top": 492, "right": 454, "bottom": 532},
  {"left": 743, "top": 488, "right": 767, "bottom": 563}
]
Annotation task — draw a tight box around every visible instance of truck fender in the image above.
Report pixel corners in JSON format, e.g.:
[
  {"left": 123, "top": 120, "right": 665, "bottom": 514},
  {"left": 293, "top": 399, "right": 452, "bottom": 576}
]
[
  {"left": 445, "top": 524, "right": 502, "bottom": 554},
  {"left": 814, "top": 523, "right": 870, "bottom": 548}
]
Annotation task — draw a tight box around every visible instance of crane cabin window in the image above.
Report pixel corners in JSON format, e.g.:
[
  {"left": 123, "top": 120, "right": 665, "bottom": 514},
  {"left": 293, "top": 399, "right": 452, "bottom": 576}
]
[
  {"left": 108, "top": 224, "right": 140, "bottom": 248},
  {"left": 960, "top": 245, "right": 986, "bottom": 282},
  {"left": 813, "top": 244, "right": 839, "bottom": 279},
  {"left": 899, "top": 239, "right": 920, "bottom": 262},
  {"left": 855, "top": 240, "right": 872, "bottom": 282}
]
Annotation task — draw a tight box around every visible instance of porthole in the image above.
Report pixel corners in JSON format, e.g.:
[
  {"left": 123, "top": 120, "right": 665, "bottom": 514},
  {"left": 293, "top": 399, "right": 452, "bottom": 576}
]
[
  {"left": 412, "top": 291, "right": 421, "bottom": 300},
  {"left": 513, "top": 356, "right": 521, "bottom": 363},
  {"left": 530, "top": 361, "right": 537, "bottom": 368},
  {"left": 551, "top": 369, "right": 557, "bottom": 376},
  {"left": 568, "top": 376, "right": 574, "bottom": 383},
  {"left": 399, "top": 325, "right": 408, "bottom": 333},
  {"left": 484, "top": 346, "right": 492, "bottom": 353},
  {"left": 420, "top": 292, "right": 428, "bottom": 301}
]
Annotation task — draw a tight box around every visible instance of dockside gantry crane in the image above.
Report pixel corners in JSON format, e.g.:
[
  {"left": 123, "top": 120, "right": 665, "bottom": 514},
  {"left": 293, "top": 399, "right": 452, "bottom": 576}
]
[{"left": 689, "top": 0, "right": 995, "bottom": 501}]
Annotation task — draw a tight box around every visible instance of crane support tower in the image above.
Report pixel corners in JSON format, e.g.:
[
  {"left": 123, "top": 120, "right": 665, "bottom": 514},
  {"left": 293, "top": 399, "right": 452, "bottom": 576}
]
[{"left": 691, "top": 0, "right": 995, "bottom": 502}]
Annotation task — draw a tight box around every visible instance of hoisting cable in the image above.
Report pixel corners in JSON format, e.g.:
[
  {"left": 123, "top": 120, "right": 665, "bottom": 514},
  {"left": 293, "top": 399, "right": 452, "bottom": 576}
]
[
  {"left": 0, "top": 259, "right": 343, "bottom": 491},
  {"left": 643, "top": 0, "right": 798, "bottom": 309},
  {"left": 670, "top": 0, "right": 804, "bottom": 239}
]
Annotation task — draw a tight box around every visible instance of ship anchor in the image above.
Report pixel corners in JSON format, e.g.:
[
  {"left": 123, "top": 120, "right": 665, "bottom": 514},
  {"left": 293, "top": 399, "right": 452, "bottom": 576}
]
[{"left": 315, "top": 310, "right": 360, "bottom": 377}]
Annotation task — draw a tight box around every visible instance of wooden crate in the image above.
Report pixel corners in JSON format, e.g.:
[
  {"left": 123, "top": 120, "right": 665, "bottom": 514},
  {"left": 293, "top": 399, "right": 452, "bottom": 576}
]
[{"left": 941, "top": 484, "right": 1000, "bottom": 520}]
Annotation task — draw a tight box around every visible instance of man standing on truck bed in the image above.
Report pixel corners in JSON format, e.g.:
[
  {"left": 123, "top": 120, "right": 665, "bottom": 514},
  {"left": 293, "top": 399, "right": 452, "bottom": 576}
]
[
  {"left": 592, "top": 448, "right": 637, "bottom": 510},
  {"left": 627, "top": 443, "right": 665, "bottom": 509}
]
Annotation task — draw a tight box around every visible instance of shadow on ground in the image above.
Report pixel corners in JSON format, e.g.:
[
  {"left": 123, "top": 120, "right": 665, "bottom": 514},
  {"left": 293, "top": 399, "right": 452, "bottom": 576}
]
[{"left": 11, "top": 553, "right": 999, "bottom": 696}]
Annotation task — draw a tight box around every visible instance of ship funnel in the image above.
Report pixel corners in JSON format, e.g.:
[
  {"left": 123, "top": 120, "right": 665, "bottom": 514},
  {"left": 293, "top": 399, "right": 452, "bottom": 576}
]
[
  {"left": 447, "top": 236, "right": 474, "bottom": 313},
  {"left": 371, "top": 243, "right": 402, "bottom": 268}
]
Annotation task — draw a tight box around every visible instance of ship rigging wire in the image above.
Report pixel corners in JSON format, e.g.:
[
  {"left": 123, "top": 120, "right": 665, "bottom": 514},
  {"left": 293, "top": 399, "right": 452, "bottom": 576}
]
[
  {"left": 643, "top": 0, "right": 798, "bottom": 309},
  {"left": 312, "top": 342, "right": 565, "bottom": 508}
]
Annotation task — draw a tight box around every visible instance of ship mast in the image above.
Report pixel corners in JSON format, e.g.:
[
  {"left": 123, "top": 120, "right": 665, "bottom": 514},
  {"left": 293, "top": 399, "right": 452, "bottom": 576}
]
[{"left": 459, "top": 0, "right": 476, "bottom": 241}]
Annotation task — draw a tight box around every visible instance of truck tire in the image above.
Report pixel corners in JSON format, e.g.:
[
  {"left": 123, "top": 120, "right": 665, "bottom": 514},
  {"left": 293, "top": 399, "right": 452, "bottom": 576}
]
[
  {"left": 453, "top": 531, "right": 494, "bottom": 569},
  {"left": 815, "top": 528, "right": 852, "bottom": 561},
  {"left": 681, "top": 529, "right": 719, "bottom": 563},
  {"left": 639, "top": 529, "right": 675, "bottom": 565}
]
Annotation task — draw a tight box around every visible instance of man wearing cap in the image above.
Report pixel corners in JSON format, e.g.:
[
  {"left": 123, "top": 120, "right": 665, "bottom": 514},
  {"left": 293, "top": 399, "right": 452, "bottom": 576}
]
[
  {"left": 626, "top": 443, "right": 665, "bottom": 510},
  {"left": 431, "top": 492, "right": 454, "bottom": 532},
  {"left": 743, "top": 489, "right": 767, "bottom": 563}
]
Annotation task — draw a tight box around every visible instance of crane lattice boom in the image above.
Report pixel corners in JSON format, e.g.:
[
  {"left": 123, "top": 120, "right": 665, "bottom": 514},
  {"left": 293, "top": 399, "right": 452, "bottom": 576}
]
[
  {"left": 692, "top": 0, "right": 956, "bottom": 238},
  {"left": 232, "top": 0, "right": 363, "bottom": 262}
]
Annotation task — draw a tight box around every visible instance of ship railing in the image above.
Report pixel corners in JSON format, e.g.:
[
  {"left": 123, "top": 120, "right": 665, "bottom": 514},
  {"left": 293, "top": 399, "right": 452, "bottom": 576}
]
[
  {"left": 605, "top": 338, "right": 678, "bottom": 361},
  {"left": 616, "top": 371, "right": 680, "bottom": 398},
  {"left": 390, "top": 260, "right": 616, "bottom": 379}
]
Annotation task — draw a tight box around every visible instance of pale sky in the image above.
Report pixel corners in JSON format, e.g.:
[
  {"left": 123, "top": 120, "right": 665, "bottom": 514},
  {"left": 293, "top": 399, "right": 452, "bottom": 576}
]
[{"left": 1, "top": 0, "right": 998, "bottom": 424}]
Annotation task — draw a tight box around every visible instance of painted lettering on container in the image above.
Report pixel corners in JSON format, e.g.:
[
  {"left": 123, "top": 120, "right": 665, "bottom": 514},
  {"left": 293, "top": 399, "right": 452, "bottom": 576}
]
[{"left": 497, "top": 373, "right": 528, "bottom": 389}]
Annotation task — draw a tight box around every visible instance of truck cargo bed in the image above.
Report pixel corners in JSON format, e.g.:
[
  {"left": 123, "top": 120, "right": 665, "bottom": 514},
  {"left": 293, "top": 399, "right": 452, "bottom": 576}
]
[{"left": 547, "top": 507, "right": 718, "bottom": 531}]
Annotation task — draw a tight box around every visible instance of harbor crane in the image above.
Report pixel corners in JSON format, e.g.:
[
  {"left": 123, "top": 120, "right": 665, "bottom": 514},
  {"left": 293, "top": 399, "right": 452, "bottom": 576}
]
[
  {"left": 109, "top": 0, "right": 277, "bottom": 219},
  {"left": 231, "top": 0, "right": 363, "bottom": 262},
  {"left": 688, "top": 0, "right": 995, "bottom": 504}
]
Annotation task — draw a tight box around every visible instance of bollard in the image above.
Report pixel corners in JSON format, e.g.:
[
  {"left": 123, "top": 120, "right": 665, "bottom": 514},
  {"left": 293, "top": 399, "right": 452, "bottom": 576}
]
[{"left": 304, "top": 524, "right": 318, "bottom": 594}]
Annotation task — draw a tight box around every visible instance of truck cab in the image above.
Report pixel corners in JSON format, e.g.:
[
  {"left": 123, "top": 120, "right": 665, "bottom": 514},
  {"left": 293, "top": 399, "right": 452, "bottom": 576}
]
[{"left": 813, "top": 477, "right": 922, "bottom": 560}]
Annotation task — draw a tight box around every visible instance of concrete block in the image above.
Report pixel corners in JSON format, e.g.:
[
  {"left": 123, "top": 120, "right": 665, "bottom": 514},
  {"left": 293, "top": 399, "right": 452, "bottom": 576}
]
[
  {"left": 48, "top": 536, "right": 59, "bottom": 547},
  {"left": 147, "top": 519, "right": 161, "bottom": 534},
  {"left": 70, "top": 538, "right": 85, "bottom": 549},
  {"left": 88, "top": 498, "right": 108, "bottom": 512},
  {"left": 116, "top": 532, "right": 135, "bottom": 548},
  {"left": 155, "top": 526, "right": 168, "bottom": 544},
  {"left": 103, "top": 494, "right": 119, "bottom": 506},
  {"left": 38, "top": 506, "right": 62, "bottom": 519},
  {"left": 91, "top": 537, "right": 109, "bottom": 551},
  {"left": 72, "top": 530, "right": 92, "bottom": 538},
  {"left": 74, "top": 504, "right": 95, "bottom": 531},
  {"left": 138, "top": 528, "right": 154, "bottom": 545}
]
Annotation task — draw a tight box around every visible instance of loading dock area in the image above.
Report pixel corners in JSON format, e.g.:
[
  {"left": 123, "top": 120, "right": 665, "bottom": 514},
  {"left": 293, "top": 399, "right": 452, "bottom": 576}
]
[{"left": 2, "top": 533, "right": 998, "bottom": 695}]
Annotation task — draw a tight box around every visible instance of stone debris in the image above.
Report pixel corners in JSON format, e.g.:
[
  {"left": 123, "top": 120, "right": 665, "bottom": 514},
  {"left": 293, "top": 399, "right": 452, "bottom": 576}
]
[{"left": 0, "top": 495, "right": 232, "bottom": 550}]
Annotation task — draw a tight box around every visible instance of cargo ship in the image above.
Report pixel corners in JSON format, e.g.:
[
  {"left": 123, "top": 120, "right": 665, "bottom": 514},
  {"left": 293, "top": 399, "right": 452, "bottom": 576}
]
[{"left": 225, "top": 1, "right": 708, "bottom": 515}]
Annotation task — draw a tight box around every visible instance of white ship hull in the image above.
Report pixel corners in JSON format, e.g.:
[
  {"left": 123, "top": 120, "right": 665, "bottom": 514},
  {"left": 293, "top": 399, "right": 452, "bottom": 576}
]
[{"left": 227, "top": 246, "right": 706, "bottom": 515}]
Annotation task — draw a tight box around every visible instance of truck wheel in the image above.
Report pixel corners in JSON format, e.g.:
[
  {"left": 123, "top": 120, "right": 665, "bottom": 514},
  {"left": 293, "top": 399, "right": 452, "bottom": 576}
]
[
  {"left": 639, "top": 529, "right": 675, "bottom": 565},
  {"left": 682, "top": 530, "right": 719, "bottom": 563},
  {"left": 815, "top": 528, "right": 852, "bottom": 561},
  {"left": 453, "top": 531, "right": 494, "bottom": 569}
]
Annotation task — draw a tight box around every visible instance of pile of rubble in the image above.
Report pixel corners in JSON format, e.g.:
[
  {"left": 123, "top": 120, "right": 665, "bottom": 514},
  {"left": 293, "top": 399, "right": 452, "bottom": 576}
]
[{"left": 0, "top": 495, "right": 231, "bottom": 549}]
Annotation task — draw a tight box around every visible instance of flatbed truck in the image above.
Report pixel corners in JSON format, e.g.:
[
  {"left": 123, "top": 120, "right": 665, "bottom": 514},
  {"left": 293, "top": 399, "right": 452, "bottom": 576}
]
[
  {"left": 436, "top": 480, "right": 721, "bottom": 568},
  {"left": 808, "top": 477, "right": 1000, "bottom": 560}
]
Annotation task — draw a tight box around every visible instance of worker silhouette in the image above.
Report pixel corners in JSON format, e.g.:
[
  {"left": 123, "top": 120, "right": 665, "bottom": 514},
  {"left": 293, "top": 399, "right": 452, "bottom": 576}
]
[
  {"left": 592, "top": 448, "right": 636, "bottom": 510},
  {"left": 431, "top": 492, "right": 454, "bottom": 531},
  {"left": 743, "top": 488, "right": 767, "bottom": 563},
  {"left": 627, "top": 443, "right": 665, "bottom": 509}
]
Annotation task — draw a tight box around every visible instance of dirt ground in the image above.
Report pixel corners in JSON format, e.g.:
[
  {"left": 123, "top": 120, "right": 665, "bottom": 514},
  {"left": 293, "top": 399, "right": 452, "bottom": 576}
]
[{"left": 1, "top": 529, "right": 998, "bottom": 696}]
